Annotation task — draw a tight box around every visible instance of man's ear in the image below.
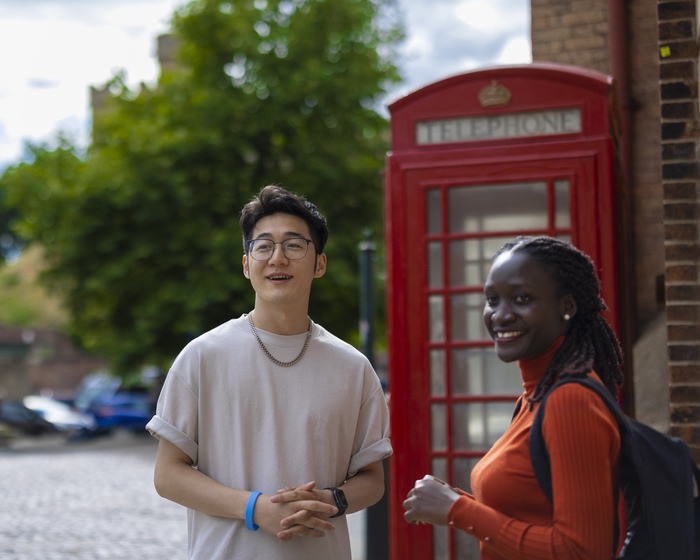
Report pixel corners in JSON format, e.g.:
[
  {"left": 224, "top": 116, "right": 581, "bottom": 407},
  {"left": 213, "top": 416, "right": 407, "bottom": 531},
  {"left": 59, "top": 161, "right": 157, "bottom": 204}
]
[
  {"left": 242, "top": 254, "right": 250, "bottom": 278},
  {"left": 314, "top": 253, "right": 327, "bottom": 278}
]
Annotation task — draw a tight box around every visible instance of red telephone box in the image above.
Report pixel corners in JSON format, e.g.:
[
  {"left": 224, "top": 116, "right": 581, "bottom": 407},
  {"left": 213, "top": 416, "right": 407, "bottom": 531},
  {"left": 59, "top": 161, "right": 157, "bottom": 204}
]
[{"left": 384, "top": 63, "right": 625, "bottom": 560}]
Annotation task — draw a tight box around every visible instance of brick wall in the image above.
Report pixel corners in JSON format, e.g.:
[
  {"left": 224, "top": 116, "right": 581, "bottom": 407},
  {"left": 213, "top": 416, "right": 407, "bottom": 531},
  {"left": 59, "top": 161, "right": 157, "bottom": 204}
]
[
  {"left": 532, "top": 0, "right": 670, "bottom": 428},
  {"left": 625, "top": 1, "right": 670, "bottom": 433},
  {"left": 533, "top": 1, "right": 665, "bottom": 328},
  {"left": 658, "top": 0, "right": 700, "bottom": 459},
  {"left": 0, "top": 326, "right": 105, "bottom": 401},
  {"left": 531, "top": 0, "right": 610, "bottom": 74}
]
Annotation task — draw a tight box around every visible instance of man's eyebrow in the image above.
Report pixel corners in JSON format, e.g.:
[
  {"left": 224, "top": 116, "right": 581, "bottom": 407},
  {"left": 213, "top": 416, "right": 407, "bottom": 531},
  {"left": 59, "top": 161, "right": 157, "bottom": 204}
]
[{"left": 253, "top": 231, "right": 306, "bottom": 239}]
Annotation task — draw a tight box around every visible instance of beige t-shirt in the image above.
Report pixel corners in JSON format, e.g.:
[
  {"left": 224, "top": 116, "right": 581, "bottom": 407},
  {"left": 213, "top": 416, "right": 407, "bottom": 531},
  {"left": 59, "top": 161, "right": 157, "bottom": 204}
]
[{"left": 147, "top": 315, "right": 392, "bottom": 560}]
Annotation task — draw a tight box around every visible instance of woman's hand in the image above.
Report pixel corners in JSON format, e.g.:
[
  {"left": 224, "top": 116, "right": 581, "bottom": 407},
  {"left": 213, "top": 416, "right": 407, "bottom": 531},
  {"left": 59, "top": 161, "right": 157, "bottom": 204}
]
[{"left": 403, "top": 475, "right": 462, "bottom": 526}]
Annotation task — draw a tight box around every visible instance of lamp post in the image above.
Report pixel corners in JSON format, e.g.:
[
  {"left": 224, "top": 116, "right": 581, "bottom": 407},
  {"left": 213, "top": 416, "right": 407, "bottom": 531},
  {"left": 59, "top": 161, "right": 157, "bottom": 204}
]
[
  {"left": 359, "top": 230, "right": 375, "bottom": 365},
  {"left": 359, "top": 230, "right": 388, "bottom": 559}
]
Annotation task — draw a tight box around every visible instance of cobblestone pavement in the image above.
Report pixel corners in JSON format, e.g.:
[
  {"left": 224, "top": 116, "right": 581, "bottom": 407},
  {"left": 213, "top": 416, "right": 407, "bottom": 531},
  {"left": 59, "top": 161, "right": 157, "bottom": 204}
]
[
  {"left": 0, "top": 432, "right": 187, "bottom": 560},
  {"left": 0, "top": 432, "right": 366, "bottom": 560}
]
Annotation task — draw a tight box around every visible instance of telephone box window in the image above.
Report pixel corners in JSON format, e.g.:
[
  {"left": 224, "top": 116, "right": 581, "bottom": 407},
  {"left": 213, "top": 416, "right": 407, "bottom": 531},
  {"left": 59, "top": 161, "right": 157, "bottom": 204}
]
[
  {"left": 428, "top": 241, "right": 443, "bottom": 288},
  {"left": 431, "top": 403, "right": 447, "bottom": 451},
  {"left": 455, "top": 529, "right": 480, "bottom": 560},
  {"left": 433, "top": 526, "right": 449, "bottom": 560},
  {"left": 452, "top": 457, "right": 476, "bottom": 494},
  {"left": 449, "top": 238, "right": 505, "bottom": 287},
  {"left": 452, "top": 402, "right": 515, "bottom": 450},
  {"left": 450, "top": 293, "right": 488, "bottom": 341},
  {"left": 430, "top": 349, "right": 446, "bottom": 396},
  {"left": 432, "top": 457, "right": 447, "bottom": 482},
  {"left": 429, "top": 295, "right": 445, "bottom": 342},
  {"left": 554, "top": 179, "right": 571, "bottom": 228},
  {"left": 451, "top": 348, "right": 521, "bottom": 396},
  {"left": 427, "top": 188, "right": 442, "bottom": 235},
  {"left": 448, "top": 182, "right": 548, "bottom": 233}
]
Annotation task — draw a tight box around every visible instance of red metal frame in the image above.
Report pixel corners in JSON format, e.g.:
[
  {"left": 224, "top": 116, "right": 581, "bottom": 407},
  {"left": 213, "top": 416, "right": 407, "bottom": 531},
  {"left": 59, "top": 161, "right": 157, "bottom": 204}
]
[{"left": 385, "top": 63, "right": 621, "bottom": 560}]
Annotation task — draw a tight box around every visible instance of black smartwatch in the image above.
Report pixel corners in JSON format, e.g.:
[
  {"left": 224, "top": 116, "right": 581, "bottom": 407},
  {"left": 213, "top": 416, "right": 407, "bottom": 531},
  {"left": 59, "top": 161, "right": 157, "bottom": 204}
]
[{"left": 325, "top": 487, "right": 348, "bottom": 518}]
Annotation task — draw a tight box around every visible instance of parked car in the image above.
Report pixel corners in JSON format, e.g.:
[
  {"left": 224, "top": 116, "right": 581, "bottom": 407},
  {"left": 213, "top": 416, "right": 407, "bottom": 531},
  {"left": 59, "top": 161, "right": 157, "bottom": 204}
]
[
  {"left": 72, "top": 373, "right": 156, "bottom": 436},
  {"left": 0, "top": 401, "right": 58, "bottom": 437},
  {"left": 23, "top": 395, "right": 97, "bottom": 436}
]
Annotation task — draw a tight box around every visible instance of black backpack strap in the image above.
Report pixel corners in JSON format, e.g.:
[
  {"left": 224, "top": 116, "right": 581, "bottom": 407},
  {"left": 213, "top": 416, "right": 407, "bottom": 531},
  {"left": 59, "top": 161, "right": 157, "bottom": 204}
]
[
  {"left": 530, "top": 376, "right": 624, "bottom": 503},
  {"left": 512, "top": 395, "right": 524, "bottom": 421}
]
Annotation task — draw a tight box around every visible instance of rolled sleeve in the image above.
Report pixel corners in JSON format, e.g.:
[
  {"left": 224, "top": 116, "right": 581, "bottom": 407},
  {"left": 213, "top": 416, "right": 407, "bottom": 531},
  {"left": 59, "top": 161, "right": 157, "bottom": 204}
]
[
  {"left": 146, "top": 415, "right": 199, "bottom": 465},
  {"left": 348, "top": 383, "right": 392, "bottom": 477},
  {"left": 147, "top": 367, "right": 200, "bottom": 465}
]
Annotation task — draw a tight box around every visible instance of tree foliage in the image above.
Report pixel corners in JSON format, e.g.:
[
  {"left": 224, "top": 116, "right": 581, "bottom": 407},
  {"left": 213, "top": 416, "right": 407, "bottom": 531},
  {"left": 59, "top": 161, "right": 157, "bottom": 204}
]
[{"left": 1, "top": 0, "right": 401, "bottom": 372}]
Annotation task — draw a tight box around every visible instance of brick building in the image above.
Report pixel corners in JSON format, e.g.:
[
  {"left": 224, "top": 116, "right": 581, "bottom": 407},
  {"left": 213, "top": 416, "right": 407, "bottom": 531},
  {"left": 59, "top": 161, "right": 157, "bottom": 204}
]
[
  {"left": 0, "top": 325, "right": 105, "bottom": 401},
  {"left": 532, "top": 0, "right": 700, "bottom": 458}
]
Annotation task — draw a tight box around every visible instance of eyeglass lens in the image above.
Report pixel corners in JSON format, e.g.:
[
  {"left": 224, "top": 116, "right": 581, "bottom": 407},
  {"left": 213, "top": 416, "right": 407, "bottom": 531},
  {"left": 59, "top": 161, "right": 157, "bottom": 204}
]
[{"left": 249, "top": 238, "right": 309, "bottom": 260}]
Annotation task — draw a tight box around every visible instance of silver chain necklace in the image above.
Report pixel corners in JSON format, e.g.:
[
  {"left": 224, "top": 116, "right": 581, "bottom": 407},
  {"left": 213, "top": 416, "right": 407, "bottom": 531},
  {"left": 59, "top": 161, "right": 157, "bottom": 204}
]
[{"left": 247, "top": 313, "right": 312, "bottom": 367}]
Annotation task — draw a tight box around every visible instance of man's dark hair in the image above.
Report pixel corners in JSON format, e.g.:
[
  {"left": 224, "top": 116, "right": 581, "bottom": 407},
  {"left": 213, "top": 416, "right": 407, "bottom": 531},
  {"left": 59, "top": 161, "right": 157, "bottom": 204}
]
[
  {"left": 240, "top": 185, "right": 329, "bottom": 254},
  {"left": 493, "top": 236, "right": 624, "bottom": 407}
]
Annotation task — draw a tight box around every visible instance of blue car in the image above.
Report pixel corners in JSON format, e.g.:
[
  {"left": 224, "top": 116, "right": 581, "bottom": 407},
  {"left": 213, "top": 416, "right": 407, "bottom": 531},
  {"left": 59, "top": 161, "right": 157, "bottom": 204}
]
[{"left": 73, "top": 373, "right": 156, "bottom": 436}]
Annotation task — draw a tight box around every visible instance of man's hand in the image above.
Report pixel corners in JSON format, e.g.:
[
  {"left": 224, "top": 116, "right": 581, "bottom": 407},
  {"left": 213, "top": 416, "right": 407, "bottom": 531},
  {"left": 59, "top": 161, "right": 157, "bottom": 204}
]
[
  {"left": 403, "top": 475, "right": 462, "bottom": 526},
  {"left": 154, "top": 439, "right": 338, "bottom": 541},
  {"left": 259, "top": 482, "right": 337, "bottom": 541}
]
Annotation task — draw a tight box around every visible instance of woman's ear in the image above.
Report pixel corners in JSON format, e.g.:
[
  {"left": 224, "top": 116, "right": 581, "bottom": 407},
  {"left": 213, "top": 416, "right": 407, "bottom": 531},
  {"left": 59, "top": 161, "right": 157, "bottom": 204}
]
[{"left": 560, "top": 294, "right": 577, "bottom": 321}]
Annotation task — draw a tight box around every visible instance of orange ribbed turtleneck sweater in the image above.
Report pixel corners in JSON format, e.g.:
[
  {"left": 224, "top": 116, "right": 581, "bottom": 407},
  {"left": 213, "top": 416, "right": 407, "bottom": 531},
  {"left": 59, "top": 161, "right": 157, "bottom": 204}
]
[{"left": 447, "top": 337, "right": 620, "bottom": 559}]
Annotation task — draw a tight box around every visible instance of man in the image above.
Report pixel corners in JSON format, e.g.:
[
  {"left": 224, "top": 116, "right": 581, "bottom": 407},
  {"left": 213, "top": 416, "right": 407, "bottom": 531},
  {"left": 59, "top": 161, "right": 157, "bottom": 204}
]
[{"left": 147, "top": 185, "right": 391, "bottom": 559}]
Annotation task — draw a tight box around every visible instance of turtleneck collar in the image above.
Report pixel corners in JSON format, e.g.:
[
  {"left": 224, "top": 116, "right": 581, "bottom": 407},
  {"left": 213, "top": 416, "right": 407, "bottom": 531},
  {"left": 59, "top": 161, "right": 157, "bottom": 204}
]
[{"left": 518, "top": 335, "right": 566, "bottom": 396}]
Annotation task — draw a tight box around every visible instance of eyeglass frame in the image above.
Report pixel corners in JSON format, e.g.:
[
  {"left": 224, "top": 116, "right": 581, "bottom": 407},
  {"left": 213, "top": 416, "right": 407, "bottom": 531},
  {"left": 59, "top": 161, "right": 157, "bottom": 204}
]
[{"left": 245, "top": 237, "right": 319, "bottom": 261}]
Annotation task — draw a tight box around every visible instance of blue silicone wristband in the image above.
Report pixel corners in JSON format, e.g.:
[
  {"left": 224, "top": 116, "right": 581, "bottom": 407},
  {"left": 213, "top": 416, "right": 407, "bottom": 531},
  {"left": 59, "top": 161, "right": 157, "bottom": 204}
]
[{"left": 245, "top": 491, "right": 262, "bottom": 531}]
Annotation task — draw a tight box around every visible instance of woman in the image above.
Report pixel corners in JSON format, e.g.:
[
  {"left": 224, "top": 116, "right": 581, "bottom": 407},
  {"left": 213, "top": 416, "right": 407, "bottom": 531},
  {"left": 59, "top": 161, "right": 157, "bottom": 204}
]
[{"left": 403, "top": 236, "right": 624, "bottom": 559}]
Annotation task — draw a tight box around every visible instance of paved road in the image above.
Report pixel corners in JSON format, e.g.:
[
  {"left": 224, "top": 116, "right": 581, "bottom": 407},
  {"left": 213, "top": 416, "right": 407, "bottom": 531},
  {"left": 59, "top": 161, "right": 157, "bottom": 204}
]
[
  {"left": 0, "top": 432, "right": 187, "bottom": 559},
  {"left": 0, "top": 432, "right": 366, "bottom": 559}
]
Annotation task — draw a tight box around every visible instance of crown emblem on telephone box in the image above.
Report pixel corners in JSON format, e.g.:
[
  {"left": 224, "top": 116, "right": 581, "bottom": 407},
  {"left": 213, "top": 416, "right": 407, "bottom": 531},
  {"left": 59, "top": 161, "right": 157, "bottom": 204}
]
[{"left": 478, "top": 80, "right": 512, "bottom": 108}]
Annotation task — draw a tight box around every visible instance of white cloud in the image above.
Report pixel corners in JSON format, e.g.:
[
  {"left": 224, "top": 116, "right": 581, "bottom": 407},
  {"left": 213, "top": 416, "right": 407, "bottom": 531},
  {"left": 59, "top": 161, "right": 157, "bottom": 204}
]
[
  {"left": 497, "top": 35, "right": 532, "bottom": 65},
  {"left": 395, "top": 0, "right": 530, "bottom": 89},
  {"left": 0, "top": 0, "right": 532, "bottom": 170},
  {"left": 455, "top": 1, "right": 502, "bottom": 33},
  {"left": 0, "top": 1, "right": 183, "bottom": 169}
]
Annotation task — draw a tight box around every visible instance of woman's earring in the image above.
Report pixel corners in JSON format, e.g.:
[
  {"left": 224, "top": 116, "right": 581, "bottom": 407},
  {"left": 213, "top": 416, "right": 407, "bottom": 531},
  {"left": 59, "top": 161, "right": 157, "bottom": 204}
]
[{"left": 564, "top": 314, "right": 571, "bottom": 321}]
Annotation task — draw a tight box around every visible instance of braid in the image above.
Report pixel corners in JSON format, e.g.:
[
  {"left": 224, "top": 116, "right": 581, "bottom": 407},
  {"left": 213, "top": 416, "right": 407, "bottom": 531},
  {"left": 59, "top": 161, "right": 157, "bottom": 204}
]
[{"left": 494, "top": 236, "right": 624, "bottom": 406}]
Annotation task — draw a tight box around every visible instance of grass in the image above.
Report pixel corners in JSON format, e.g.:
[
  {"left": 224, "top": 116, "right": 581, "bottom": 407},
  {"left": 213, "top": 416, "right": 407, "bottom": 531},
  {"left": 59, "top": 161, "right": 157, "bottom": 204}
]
[{"left": 0, "top": 244, "right": 68, "bottom": 329}]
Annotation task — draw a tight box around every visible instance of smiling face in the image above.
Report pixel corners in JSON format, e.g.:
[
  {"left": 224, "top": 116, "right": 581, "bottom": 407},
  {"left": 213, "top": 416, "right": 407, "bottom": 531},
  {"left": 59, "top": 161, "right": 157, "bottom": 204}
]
[
  {"left": 242, "top": 212, "right": 326, "bottom": 315},
  {"left": 483, "top": 250, "right": 576, "bottom": 363}
]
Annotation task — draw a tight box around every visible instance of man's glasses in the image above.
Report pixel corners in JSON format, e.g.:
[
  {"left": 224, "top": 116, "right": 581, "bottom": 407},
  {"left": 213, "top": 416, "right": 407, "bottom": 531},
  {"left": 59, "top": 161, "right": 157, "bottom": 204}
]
[{"left": 246, "top": 237, "right": 316, "bottom": 261}]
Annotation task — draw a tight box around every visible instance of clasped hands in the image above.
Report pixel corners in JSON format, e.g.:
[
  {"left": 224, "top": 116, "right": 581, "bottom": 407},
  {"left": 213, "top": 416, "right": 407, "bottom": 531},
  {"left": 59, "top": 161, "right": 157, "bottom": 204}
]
[{"left": 256, "top": 481, "right": 337, "bottom": 542}]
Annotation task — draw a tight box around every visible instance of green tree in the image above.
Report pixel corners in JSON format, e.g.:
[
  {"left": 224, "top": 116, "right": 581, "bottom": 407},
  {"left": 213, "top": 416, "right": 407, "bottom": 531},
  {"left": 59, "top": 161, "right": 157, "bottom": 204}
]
[
  {"left": 1, "top": 0, "right": 401, "bottom": 372},
  {"left": 0, "top": 182, "right": 25, "bottom": 264}
]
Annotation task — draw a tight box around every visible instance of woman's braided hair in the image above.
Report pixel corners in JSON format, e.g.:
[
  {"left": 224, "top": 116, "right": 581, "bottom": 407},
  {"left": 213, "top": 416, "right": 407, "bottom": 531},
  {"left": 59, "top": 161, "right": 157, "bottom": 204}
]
[{"left": 494, "top": 236, "right": 624, "bottom": 406}]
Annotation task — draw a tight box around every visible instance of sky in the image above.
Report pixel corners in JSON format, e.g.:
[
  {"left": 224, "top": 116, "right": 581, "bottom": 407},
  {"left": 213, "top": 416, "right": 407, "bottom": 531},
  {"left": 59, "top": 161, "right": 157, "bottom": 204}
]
[{"left": 0, "top": 0, "right": 531, "bottom": 172}]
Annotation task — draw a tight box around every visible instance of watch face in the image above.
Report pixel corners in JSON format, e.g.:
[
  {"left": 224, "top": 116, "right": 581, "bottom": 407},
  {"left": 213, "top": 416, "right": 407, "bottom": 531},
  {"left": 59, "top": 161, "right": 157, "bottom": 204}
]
[
  {"left": 327, "top": 487, "right": 348, "bottom": 517},
  {"left": 336, "top": 488, "right": 348, "bottom": 509}
]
